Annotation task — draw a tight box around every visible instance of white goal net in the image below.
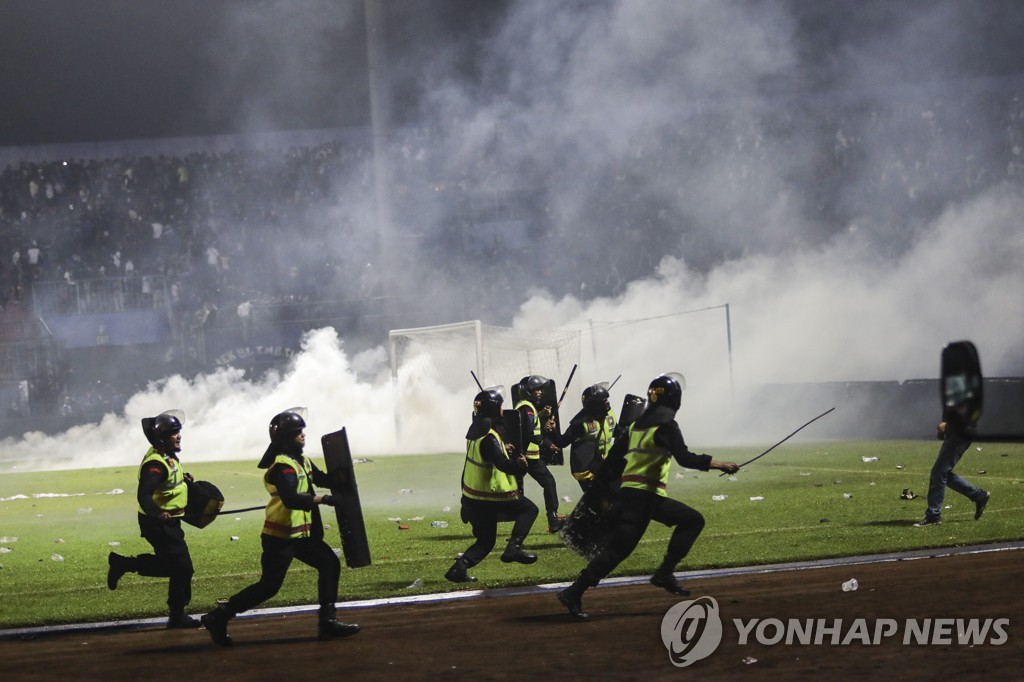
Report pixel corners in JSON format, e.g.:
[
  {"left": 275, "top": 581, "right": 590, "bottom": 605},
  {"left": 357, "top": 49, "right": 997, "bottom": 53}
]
[
  {"left": 389, "top": 320, "right": 581, "bottom": 392},
  {"left": 388, "top": 320, "right": 581, "bottom": 440}
]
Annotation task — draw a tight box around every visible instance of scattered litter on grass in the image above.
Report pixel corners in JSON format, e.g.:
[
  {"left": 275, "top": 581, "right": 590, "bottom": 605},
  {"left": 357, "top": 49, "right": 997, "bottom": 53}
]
[
  {"left": 861, "top": 456, "right": 878, "bottom": 462},
  {"left": 977, "top": 470, "right": 987, "bottom": 475},
  {"left": 833, "top": 480, "right": 842, "bottom": 484},
  {"left": 388, "top": 517, "right": 402, "bottom": 522},
  {"left": 743, "top": 657, "right": 758, "bottom": 665},
  {"left": 400, "top": 489, "right": 414, "bottom": 494},
  {"left": 820, "top": 518, "right": 830, "bottom": 523},
  {"left": 749, "top": 496, "right": 764, "bottom": 502},
  {"left": 841, "top": 578, "right": 858, "bottom": 592},
  {"left": 108, "top": 541, "right": 121, "bottom": 547},
  {"left": 900, "top": 489, "right": 918, "bottom": 500},
  {"left": 712, "top": 495, "right": 728, "bottom": 501},
  {"left": 54, "top": 538, "right": 65, "bottom": 543},
  {"left": 431, "top": 521, "right": 449, "bottom": 528},
  {"left": 409, "top": 516, "right": 424, "bottom": 521},
  {"left": 398, "top": 525, "right": 410, "bottom": 530},
  {"left": 944, "top": 504, "right": 952, "bottom": 510},
  {"left": 799, "top": 472, "right": 811, "bottom": 476},
  {"left": 104, "top": 489, "right": 125, "bottom": 495},
  {"left": 843, "top": 493, "right": 854, "bottom": 499},
  {"left": 727, "top": 476, "right": 738, "bottom": 482},
  {"left": 230, "top": 536, "right": 240, "bottom": 541},
  {"left": 0, "top": 547, "right": 11, "bottom": 554},
  {"left": 353, "top": 458, "right": 373, "bottom": 464},
  {"left": 562, "top": 495, "right": 573, "bottom": 502},
  {"left": 51, "top": 554, "right": 64, "bottom": 562},
  {"left": 0, "top": 537, "right": 17, "bottom": 543},
  {"left": 896, "top": 464, "right": 905, "bottom": 470},
  {"left": 976, "top": 447, "right": 982, "bottom": 452},
  {"left": 442, "top": 506, "right": 451, "bottom": 512},
  {"left": 405, "top": 578, "right": 423, "bottom": 589}
]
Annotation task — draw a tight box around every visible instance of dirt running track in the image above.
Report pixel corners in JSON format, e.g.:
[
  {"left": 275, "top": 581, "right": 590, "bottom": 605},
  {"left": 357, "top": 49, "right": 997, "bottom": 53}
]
[{"left": 1, "top": 547, "right": 1021, "bottom": 681}]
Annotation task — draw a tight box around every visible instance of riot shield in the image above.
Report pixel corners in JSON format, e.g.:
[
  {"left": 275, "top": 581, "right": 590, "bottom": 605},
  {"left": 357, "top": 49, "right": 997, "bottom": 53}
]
[
  {"left": 619, "top": 394, "right": 646, "bottom": 429},
  {"left": 537, "top": 378, "right": 564, "bottom": 465},
  {"left": 321, "top": 428, "right": 371, "bottom": 568},
  {"left": 502, "top": 408, "right": 524, "bottom": 459}
]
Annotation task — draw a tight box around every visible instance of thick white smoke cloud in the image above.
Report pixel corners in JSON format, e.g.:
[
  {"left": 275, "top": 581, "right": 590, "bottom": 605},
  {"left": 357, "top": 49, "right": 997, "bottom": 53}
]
[{"left": 4, "top": 1, "right": 1022, "bottom": 471}]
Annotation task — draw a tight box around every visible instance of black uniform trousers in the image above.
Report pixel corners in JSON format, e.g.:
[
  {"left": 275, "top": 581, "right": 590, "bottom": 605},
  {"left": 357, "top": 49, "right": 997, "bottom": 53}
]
[
  {"left": 521, "top": 458, "right": 559, "bottom": 516},
  {"left": 135, "top": 513, "right": 194, "bottom": 611},
  {"left": 459, "top": 495, "right": 539, "bottom": 567},
  {"left": 225, "top": 534, "right": 341, "bottom": 620},
  {"left": 585, "top": 487, "right": 705, "bottom": 581}
]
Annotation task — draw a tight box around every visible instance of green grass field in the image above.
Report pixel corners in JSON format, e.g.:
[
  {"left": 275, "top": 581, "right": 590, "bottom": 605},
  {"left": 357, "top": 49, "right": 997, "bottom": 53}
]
[{"left": 1, "top": 439, "right": 1021, "bottom": 629}]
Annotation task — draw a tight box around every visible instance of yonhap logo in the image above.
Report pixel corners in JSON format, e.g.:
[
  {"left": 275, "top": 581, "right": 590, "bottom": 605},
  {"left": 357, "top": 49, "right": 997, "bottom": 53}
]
[{"left": 660, "top": 596, "right": 724, "bottom": 667}]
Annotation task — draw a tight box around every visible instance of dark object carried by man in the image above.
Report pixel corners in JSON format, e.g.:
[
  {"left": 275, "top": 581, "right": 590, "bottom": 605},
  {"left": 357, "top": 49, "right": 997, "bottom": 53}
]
[
  {"left": 322, "top": 428, "right": 372, "bottom": 568},
  {"left": 183, "top": 479, "right": 225, "bottom": 528}
]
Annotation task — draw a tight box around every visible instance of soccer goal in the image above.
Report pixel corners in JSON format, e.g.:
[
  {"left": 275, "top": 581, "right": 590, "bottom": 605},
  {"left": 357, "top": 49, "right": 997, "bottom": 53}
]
[
  {"left": 388, "top": 320, "right": 581, "bottom": 439},
  {"left": 389, "top": 320, "right": 581, "bottom": 392}
]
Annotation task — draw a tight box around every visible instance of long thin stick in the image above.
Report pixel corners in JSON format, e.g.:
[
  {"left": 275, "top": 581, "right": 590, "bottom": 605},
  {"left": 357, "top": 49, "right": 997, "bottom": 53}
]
[
  {"left": 719, "top": 407, "right": 836, "bottom": 476},
  {"left": 557, "top": 364, "right": 579, "bottom": 408},
  {"left": 470, "top": 370, "right": 484, "bottom": 391}
]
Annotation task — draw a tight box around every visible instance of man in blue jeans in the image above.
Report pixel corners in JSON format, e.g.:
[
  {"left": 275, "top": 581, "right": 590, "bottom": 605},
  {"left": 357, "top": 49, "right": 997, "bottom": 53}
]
[{"left": 914, "top": 408, "right": 990, "bottom": 527}]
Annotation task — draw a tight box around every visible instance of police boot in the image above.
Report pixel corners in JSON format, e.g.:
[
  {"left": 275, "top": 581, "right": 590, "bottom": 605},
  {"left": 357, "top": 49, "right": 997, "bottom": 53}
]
[
  {"left": 318, "top": 619, "right": 361, "bottom": 640},
  {"left": 547, "top": 512, "right": 566, "bottom": 534},
  {"left": 167, "top": 607, "right": 201, "bottom": 629},
  {"left": 557, "top": 570, "right": 596, "bottom": 622},
  {"left": 650, "top": 568, "right": 691, "bottom": 596},
  {"left": 107, "top": 552, "right": 130, "bottom": 590},
  {"left": 444, "top": 557, "right": 478, "bottom": 583},
  {"left": 500, "top": 537, "right": 538, "bottom": 565},
  {"left": 200, "top": 605, "right": 234, "bottom": 647}
]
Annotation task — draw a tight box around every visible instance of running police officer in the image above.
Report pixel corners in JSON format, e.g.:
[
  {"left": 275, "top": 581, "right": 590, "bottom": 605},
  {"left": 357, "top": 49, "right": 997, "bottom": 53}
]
[
  {"left": 557, "top": 373, "right": 739, "bottom": 621},
  {"left": 445, "top": 387, "right": 539, "bottom": 583},
  {"left": 107, "top": 410, "right": 201, "bottom": 629},
  {"left": 551, "top": 382, "right": 619, "bottom": 492},
  {"left": 201, "top": 409, "right": 360, "bottom": 646},
  {"left": 515, "top": 375, "right": 564, "bottom": 532}
]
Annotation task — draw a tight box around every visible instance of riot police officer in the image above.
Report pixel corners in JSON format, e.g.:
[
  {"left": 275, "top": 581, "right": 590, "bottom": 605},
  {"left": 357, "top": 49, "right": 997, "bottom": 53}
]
[
  {"left": 445, "top": 387, "right": 539, "bottom": 583},
  {"left": 551, "top": 382, "right": 619, "bottom": 492},
  {"left": 201, "top": 409, "right": 360, "bottom": 646},
  {"left": 107, "top": 410, "right": 200, "bottom": 629},
  {"left": 557, "top": 373, "right": 739, "bottom": 621},
  {"left": 515, "top": 375, "right": 564, "bottom": 532}
]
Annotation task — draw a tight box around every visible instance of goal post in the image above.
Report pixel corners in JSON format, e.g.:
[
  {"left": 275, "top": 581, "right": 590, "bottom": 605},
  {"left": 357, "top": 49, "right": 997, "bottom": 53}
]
[{"left": 388, "top": 320, "right": 581, "bottom": 439}]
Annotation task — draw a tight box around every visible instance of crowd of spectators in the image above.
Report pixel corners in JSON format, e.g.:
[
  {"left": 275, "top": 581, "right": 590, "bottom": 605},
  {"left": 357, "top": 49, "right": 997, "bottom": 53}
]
[{"left": 2, "top": 76, "right": 1024, "bottom": 430}]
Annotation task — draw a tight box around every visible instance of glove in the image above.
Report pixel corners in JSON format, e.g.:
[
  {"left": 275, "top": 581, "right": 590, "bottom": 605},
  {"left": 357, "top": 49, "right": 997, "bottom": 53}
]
[{"left": 320, "top": 494, "right": 337, "bottom": 507}]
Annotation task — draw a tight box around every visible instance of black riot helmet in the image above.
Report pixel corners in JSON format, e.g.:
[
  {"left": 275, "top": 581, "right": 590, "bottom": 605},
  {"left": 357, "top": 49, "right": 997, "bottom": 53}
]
[
  {"left": 141, "top": 409, "right": 184, "bottom": 451},
  {"left": 647, "top": 372, "right": 686, "bottom": 411},
  {"left": 473, "top": 386, "right": 505, "bottom": 420},
  {"left": 522, "top": 375, "right": 548, "bottom": 392},
  {"left": 581, "top": 382, "right": 611, "bottom": 415},
  {"left": 259, "top": 407, "right": 307, "bottom": 467},
  {"left": 269, "top": 408, "right": 307, "bottom": 445}
]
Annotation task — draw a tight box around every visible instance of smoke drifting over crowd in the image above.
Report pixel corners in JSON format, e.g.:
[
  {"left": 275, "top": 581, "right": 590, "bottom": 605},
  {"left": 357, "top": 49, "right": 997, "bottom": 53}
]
[{"left": 2, "top": 1, "right": 1023, "bottom": 470}]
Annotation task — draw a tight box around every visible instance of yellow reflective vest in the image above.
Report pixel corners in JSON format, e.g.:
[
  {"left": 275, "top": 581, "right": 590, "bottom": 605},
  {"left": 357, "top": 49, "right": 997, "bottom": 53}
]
[
  {"left": 262, "top": 453, "right": 314, "bottom": 539},
  {"left": 462, "top": 429, "right": 520, "bottom": 502},
  {"left": 515, "top": 398, "right": 542, "bottom": 459},
  {"left": 137, "top": 448, "right": 187, "bottom": 516},
  {"left": 619, "top": 424, "right": 671, "bottom": 496},
  {"left": 578, "top": 410, "right": 618, "bottom": 461}
]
